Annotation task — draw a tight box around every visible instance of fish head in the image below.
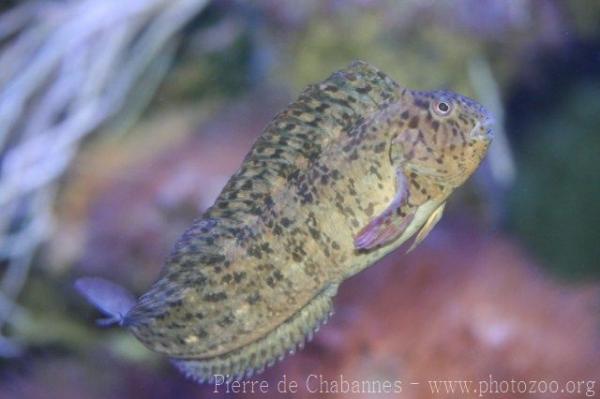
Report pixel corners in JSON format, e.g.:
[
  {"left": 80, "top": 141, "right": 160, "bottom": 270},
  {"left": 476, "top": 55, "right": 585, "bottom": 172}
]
[{"left": 396, "top": 88, "right": 494, "bottom": 188}]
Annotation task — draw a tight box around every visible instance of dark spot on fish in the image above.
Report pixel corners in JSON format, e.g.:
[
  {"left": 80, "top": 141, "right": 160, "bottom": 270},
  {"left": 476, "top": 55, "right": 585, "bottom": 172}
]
[
  {"left": 197, "top": 328, "right": 208, "bottom": 338},
  {"left": 292, "top": 252, "right": 303, "bottom": 262},
  {"left": 374, "top": 142, "right": 386, "bottom": 153},
  {"left": 247, "top": 245, "right": 263, "bottom": 259},
  {"left": 273, "top": 270, "right": 284, "bottom": 281},
  {"left": 414, "top": 99, "right": 429, "bottom": 109},
  {"left": 315, "top": 103, "right": 330, "bottom": 113},
  {"left": 203, "top": 292, "right": 227, "bottom": 302},
  {"left": 203, "top": 254, "right": 226, "bottom": 265},
  {"left": 266, "top": 276, "right": 275, "bottom": 288},
  {"left": 409, "top": 116, "right": 419, "bottom": 128},
  {"left": 233, "top": 271, "right": 246, "bottom": 283},
  {"left": 247, "top": 292, "right": 261, "bottom": 305},
  {"left": 309, "top": 228, "right": 321, "bottom": 240}
]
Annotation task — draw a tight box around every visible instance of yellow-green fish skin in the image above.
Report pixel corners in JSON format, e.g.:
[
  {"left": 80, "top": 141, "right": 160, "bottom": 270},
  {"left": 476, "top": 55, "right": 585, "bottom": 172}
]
[{"left": 122, "top": 61, "right": 493, "bottom": 382}]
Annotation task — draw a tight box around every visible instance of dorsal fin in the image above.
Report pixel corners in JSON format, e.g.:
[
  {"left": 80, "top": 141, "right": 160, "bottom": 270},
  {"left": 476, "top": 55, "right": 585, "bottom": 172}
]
[
  {"left": 208, "top": 61, "right": 402, "bottom": 222},
  {"left": 172, "top": 283, "right": 338, "bottom": 383}
]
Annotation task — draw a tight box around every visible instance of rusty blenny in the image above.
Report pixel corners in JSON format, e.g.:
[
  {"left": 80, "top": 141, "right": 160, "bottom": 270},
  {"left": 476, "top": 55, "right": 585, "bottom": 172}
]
[{"left": 77, "top": 61, "right": 493, "bottom": 383}]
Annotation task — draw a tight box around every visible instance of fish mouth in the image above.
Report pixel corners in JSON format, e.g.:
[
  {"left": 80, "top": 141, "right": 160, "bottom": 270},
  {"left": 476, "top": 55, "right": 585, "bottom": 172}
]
[{"left": 470, "top": 114, "right": 495, "bottom": 141}]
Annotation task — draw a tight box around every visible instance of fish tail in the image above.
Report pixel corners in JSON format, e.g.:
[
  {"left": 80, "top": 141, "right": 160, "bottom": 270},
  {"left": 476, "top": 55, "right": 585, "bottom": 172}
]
[{"left": 75, "top": 277, "right": 137, "bottom": 327}]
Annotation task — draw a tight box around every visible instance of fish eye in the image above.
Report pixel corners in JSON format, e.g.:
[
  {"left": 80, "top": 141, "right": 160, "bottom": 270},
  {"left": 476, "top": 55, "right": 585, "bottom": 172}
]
[{"left": 433, "top": 100, "right": 452, "bottom": 116}]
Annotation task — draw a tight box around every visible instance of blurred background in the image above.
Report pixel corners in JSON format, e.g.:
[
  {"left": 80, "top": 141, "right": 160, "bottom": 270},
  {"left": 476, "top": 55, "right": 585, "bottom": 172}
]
[{"left": 0, "top": 0, "right": 599, "bottom": 398}]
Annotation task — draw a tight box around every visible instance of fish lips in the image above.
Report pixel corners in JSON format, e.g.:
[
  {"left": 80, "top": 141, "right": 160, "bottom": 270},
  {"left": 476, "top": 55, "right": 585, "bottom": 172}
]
[{"left": 470, "top": 115, "right": 495, "bottom": 142}]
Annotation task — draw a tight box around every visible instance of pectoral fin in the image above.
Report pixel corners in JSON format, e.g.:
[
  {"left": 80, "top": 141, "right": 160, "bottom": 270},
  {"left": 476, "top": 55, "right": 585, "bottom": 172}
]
[
  {"left": 354, "top": 170, "right": 413, "bottom": 250},
  {"left": 406, "top": 202, "right": 446, "bottom": 253}
]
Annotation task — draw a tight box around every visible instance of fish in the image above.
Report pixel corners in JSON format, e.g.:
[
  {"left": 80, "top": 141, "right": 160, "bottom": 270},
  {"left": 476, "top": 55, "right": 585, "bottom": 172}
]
[{"left": 76, "top": 60, "right": 493, "bottom": 383}]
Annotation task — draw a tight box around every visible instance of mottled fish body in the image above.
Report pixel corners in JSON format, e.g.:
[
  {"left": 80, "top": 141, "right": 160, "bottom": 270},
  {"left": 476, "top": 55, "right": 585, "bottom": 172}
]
[{"left": 77, "top": 61, "right": 493, "bottom": 383}]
